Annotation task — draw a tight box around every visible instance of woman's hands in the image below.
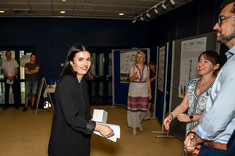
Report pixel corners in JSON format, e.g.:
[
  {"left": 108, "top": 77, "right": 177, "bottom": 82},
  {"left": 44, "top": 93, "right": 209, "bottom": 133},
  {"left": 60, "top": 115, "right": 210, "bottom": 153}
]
[
  {"left": 164, "top": 114, "right": 173, "bottom": 130},
  {"left": 95, "top": 124, "right": 114, "bottom": 138},
  {"left": 177, "top": 113, "right": 191, "bottom": 122}
]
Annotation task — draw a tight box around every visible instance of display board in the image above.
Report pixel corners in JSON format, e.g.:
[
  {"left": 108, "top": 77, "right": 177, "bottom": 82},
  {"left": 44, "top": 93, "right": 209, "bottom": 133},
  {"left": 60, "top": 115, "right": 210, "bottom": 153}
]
[
  {"left": 169, "top": 32, "right": 220, "bottom": 140},
  {"left": 112, "top": 48, "right": 150, "bottom": 106},
  {"left": 155, "top": 43, "right": 169, "bottom": 125}
]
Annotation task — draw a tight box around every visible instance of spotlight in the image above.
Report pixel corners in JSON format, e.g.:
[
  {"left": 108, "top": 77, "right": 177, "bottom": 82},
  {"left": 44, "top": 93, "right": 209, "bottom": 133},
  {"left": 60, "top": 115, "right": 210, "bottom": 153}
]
[
  {"left": 170, "top": 0, "right": 175, "bottom": 5},
  {"left": 146, "top": 12, "right": 151, "bottom": 18},
  {"left": 140, "top": 16, "right": 144, "bottom": 21},
  {"left": 132, "top": 19, "right": 136, "bottom": 23},
  {"left": 154, "top": 8, "right": 158, "bottom": 14},
  {"left": 161, "top": 2, "right": 166, "bottom": 10}
]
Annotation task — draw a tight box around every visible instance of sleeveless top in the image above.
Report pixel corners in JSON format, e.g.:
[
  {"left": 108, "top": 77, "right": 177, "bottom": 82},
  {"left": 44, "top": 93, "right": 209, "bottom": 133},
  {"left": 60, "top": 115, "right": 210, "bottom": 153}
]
[{"left": 186, "top": 78, "right": 214, "bottom": 134}]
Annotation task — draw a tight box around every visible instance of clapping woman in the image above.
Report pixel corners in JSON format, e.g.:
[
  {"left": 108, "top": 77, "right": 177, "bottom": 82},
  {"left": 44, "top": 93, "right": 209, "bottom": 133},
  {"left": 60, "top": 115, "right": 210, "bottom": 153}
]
[{"left": 127, "top": 51, "right": 151, "bottom": 136}]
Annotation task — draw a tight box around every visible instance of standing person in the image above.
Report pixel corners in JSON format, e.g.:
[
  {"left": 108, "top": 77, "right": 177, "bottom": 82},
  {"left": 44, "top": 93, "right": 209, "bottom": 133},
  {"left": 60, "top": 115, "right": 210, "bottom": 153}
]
[
  {"left": 48, "top": 43, "right": 114, "bottom": 156},
  {"left": 184, "top": 1, "right": 235, "bottom": 155},
  {"left": 149, "top": 61, "right": 157, "bottom": 110},
  {"left": 127, "top": 51, "right": 151, "bottom": 136},
  {"left": 23, "top": 53, "right": 40, "bottom": 111},
  {"left": 164, "top": 51, "right": 220, "bottom": 156},
  {"left": 1, "top": 51, "right": 19, "bottom": 109}
]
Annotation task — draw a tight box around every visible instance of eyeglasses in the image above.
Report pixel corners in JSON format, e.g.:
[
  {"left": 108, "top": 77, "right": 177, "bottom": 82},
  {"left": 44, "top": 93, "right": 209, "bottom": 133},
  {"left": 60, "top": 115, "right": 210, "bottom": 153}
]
[{"left": 218, "top": 15, "right": 235, "bottom": 27}]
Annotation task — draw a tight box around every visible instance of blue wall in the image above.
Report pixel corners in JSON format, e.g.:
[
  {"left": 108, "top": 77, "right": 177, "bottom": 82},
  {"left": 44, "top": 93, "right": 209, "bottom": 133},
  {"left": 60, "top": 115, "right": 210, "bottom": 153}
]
[{"left": 0, "top": 18, "right": 149, "bottom": 80}]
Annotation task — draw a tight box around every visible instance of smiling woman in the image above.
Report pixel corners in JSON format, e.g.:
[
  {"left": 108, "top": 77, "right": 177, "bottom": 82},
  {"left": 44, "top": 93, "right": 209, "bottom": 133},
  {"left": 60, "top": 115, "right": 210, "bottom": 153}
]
[{"left": 48, "top": 43, "right": 114, "bottom": 156}]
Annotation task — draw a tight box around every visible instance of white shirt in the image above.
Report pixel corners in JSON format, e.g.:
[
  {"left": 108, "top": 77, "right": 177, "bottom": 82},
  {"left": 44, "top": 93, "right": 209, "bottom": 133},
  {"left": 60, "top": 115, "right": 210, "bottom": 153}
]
[{"left": 1, "top": 59, "right": 19, "bottom": 77}]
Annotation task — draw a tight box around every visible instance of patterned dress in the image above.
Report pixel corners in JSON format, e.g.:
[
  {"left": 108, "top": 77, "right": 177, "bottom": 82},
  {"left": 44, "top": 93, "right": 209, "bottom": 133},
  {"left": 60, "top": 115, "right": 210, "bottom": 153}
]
[
  {"left": 184, "top": 78, "right": 214, "bottom": 156},
  {"left": 127, "top": 64, "right": 149, "bottom": 129}
]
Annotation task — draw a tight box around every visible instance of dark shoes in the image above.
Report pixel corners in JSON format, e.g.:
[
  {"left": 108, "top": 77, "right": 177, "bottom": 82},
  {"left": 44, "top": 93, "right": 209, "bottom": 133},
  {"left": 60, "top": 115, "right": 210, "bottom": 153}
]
[
  {"left": 23, "top": 107, "right": 28, "bottom": 112},
  {"left": 3, "top": 106, "right": 9, "bottom": 110},
  {"left": 31, "top": 105, "right": 35, "bottom": 110}
]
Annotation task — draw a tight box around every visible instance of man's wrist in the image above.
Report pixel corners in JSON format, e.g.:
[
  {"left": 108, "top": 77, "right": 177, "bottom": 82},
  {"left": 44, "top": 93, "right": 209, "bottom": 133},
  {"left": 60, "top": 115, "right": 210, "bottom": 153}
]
[{"left": 190, "top": 135, "right": 198, "bottom": 146}]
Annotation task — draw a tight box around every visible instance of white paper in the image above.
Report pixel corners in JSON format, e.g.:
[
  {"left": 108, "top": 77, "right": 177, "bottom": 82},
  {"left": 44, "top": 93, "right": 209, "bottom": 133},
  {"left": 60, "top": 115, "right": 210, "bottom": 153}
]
[
  {"left": 92, "top": 109, "right": 108, "bottom": 123},
  {"left": 93, "top": 123, "right": 120, "bottom": 142},
  {"left": 6, "top": 79, "right": 14, "bottom": 85}
]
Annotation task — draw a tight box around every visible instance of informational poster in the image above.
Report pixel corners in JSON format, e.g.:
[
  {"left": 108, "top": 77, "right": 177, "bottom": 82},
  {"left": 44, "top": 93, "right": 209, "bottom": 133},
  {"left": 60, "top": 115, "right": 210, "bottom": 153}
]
[
  {"left": 120, "top": 51, "right": 137, "bottom": 83},
  {"left": 20, "top": 55, "right": 30, "bottom": 67},
  {"left": 178, "top": 37, "right": 207, "bottom": 98},
  {"left": 157, "top": 46, "right": 165, "bottom": 92}
]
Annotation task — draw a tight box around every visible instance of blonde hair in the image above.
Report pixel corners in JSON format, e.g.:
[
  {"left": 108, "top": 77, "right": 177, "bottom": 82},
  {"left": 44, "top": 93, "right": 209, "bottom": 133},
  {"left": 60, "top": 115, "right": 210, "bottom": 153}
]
[{"left": 135, "top": 51, "right": 146, "bottom": 64}]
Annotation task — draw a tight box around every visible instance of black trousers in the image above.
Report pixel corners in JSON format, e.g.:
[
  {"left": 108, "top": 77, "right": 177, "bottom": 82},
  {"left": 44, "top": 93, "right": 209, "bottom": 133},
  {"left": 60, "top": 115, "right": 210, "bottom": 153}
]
[{"left": 4, "top": 78, "right": 19, "bottom": 106}]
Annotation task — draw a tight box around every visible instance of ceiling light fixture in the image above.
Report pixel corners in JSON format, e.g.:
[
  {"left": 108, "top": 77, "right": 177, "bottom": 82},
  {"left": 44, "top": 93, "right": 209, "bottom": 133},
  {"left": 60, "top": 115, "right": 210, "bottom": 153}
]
[
  {"left": 161, "top": 1, "right": 167, "bottom": 10},
  {"left": 146, "top": 12, "right": 151, "bottom": 18},
  {"left": 119, "top": 13, "right": 124, "bottom": 16},
  {"left": 131, "top": 0, "right": 166, "bottom": 23},
  {"left": 0, "top": 10, "right": 5, "bottom": 13},
  {"left": 62, "top": 0, "right": 66, "bottom": 3},
  {"left": 60, "top": 11, "right": 66, "bottom": 14},
  {"left": 170, "top": 0, "right": 175, "bottom": 5},
  {"left": 132, "top": 19, "right": 136, "bottom": 23},
  {"left": 154, "top": 8, "right": 158, "bottom": 14}
]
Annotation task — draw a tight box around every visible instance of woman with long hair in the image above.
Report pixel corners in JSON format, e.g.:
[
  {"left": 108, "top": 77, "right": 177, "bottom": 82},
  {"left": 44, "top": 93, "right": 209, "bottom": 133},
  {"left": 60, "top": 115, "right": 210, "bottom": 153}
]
[{"left": 48, "top": 43, "right": 114, "bottom": 156}]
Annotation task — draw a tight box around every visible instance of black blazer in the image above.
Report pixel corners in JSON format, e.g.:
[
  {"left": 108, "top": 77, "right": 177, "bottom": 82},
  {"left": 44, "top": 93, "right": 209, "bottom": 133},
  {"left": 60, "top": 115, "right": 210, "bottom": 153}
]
[{"left": 48, "top": 75, "right": 95, "bottom": 156}]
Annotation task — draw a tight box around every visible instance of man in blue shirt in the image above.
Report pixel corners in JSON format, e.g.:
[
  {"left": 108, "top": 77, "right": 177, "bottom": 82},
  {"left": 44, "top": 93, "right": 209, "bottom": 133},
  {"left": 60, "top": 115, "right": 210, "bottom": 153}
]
[{"left": 184, "top": 0, "right": 235, "bottom": 155}]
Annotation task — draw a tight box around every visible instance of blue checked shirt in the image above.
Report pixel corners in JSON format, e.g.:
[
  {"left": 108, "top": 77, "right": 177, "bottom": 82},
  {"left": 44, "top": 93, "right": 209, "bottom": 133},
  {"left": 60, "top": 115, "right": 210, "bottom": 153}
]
[{"left": 196, "top": 46, "right": 235, "bottom": 144}]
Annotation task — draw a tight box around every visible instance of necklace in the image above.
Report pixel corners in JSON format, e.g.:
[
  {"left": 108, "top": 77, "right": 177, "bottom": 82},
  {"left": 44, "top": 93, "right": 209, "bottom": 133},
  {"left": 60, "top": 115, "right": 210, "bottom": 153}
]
[{"left": 198, "top": 79, "right": 214, "bottom": 89}]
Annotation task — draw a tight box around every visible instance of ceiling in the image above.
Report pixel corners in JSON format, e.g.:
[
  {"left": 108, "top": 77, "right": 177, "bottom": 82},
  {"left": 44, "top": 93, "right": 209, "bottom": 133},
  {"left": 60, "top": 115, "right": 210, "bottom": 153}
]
[{"left": 0, "top": 0, "right": 192, "bottom": 21}]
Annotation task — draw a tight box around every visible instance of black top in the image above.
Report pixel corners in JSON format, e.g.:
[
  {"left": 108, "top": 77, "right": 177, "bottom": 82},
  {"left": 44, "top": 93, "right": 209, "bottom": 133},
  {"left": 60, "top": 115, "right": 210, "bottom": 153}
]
[
  {"left": 25, "top": 62, "right": 39, "bottom": 81},
  {"left": 48, "top": 75, "right": 96, "bottom": 156},
  {"left": 150, "top": 70, "right": 156, "bottom": 90}
]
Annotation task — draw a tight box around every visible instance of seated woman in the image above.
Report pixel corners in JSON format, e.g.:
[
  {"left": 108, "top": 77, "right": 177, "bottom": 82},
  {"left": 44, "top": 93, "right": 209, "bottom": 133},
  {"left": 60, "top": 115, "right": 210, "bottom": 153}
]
[{"left": 164, "top": 50, "right": 220, "bottom": 156}]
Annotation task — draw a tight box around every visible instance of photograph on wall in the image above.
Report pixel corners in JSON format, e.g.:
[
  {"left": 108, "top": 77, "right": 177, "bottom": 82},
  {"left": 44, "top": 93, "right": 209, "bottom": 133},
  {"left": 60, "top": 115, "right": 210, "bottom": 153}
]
[
  {"left": 178, "top": 37, "right": 207, "bottom": 98},
  {"left": 120, "top": 51, "right": 137, "bottom": 83},
  {"left": 157, "top": 46, "right": 165, "bottom": 92}
]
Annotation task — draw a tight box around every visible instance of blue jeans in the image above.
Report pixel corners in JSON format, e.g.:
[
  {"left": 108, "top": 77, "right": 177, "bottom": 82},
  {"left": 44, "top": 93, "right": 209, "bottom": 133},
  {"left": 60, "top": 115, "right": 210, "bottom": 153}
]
[
  {"left": 25, "top": 81, "right": 38, "bottom": 94},
  {"left": 199, "top": 144, "right": 226, "bottom": 156}
]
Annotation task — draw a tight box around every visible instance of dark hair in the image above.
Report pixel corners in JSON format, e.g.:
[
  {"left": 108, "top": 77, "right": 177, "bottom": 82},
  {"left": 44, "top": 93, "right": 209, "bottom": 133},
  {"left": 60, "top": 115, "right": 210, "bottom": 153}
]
[
  {"left": 149, "top": 61, "right": 156, "bottom": 65},
  {"left": 60, "top": 43, "right": 97, "bottom": 80},
  {"left": 198, "top": 51, "right": 221, "bottom": 76},
  {"left": 220, "top": 0, "right": 235, "bottom": 13},
  {"left": 30, "top": 53, "right": 36, "bottom": 57}
]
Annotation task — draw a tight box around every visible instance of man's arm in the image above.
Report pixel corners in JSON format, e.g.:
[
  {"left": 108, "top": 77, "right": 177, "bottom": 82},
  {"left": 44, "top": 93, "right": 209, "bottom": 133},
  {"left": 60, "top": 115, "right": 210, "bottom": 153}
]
[
  {"left": 196, "top": 62, "right": 235, "bottom": 141},
  {"left": 2, "top": 68, "right": 11, "bottom": 79},
  {"left": 25, "top": 66, "right": 39, "bottom": 74}
]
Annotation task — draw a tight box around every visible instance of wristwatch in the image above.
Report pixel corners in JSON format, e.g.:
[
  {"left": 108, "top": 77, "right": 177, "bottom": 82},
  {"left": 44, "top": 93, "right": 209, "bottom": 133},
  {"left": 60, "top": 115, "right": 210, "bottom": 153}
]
[{"left": 189, "top": 115, "right": 193, "bottom": 121}]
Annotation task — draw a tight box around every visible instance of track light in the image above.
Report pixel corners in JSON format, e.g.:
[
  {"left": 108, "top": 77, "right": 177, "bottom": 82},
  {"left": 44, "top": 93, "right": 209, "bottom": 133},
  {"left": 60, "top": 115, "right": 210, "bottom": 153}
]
[
  {"left": 170, "top": 0, "right": 175, "bottom": 5},
  {"left": 140, "top": 16, "right": 144, "bottom": 21},
  {"left": 154, "top": 8, "right": 158, "bottom": 14},
  {"left": 146, "top": 12, "right": 151, "bottom": 18},
  {"left": 132, "top": 19, "right": 136, "bottom": 23},
  {"left": 161, "top": 2, "right": 166, "bottom": 10}
]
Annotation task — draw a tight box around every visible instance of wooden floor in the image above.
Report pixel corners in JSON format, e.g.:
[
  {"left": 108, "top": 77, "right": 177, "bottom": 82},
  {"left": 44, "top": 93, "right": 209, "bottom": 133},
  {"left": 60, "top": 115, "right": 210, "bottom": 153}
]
[{"left": 0, "top": 105, "right": 184, "bottom": 156}]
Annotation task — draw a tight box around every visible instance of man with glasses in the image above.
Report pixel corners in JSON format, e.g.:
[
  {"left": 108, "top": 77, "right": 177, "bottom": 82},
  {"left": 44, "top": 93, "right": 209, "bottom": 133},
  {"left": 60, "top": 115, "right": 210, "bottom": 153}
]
[{"left": 184, "top": 0, "right": 235, "bottom": 155}]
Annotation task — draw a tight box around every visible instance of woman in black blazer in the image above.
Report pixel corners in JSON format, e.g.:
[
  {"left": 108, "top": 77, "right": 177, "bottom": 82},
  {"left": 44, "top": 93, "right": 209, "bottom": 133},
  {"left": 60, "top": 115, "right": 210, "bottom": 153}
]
[{"left": 48, "top": 43, "right": 114, "bottom": 156}]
